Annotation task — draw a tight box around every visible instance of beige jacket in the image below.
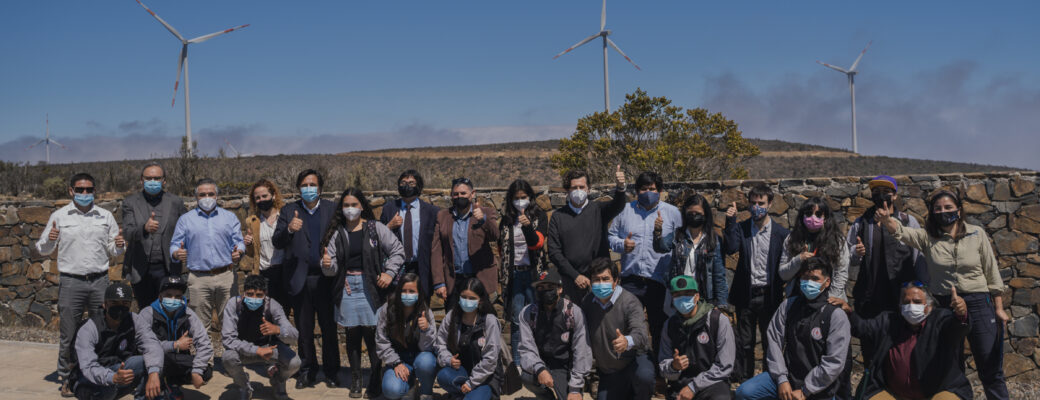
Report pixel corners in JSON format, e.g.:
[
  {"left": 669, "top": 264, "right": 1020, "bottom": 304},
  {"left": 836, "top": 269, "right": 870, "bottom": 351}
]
[{"left": 893, "top": 222, "right": 1005, "bottom": 296}]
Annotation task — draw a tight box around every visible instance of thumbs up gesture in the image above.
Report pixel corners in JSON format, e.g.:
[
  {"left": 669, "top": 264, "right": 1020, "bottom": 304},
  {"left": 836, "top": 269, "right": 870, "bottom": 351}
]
[
  {"left": 726, "top": 202, "right": 737, "bottom": 218},
  {"left": 243, "top": 227, "right": 253, "bottom": 246},
  {"left": 612, "top": 328, "right": 629, "bottom": 353},
  {"left": 418, "top": 313, "right": 430, "bottom": 331},
  {"left": 450, "top": 353, "right": 462, "bottom": 369},
  {"left": 115, "top": 228, "right": 125, "bottom": 249},
  {"left": 321, "top": 248, "right": 332, "bottom": 268},
  {"left": 615, "top": 164, "right": 626, "bottom": 188},
  {"left": 655, "top": 210, "right": 664, "bottom": 232},
  {"left": 624, "top": 233, "right": 636, "bottom": 253},
  {"left": 854, "top": 237, "right": 866, "bottom": 257},
  {"left": 950, "top": 287, "right": 967, "bottom": 319},
  {"left": 671, "top": 348, "right": 689, "bottom": 371},
  {"left": 387, "top": 214, "right": 404, "bottom": 230},
  {"left": 145, "top": 211, "right": 160, "bottom": 233},
  {"left": 113, "top": 362, "right": 135, "bottom": 385},
  {"left": 288, "top": 210, "right": 303, "bottom": 233},
  {"left": 48, "top": 221, "right": 60, "bottom": 242},
  {"left": 260, "top": 316, "right": 280, "bottom": 336},
  {"left": 231, "top": 246, "right": 242, "bottom": 263},
  {"left": 471, "top": 198, "right": 484, "bottom": 222},
  {"left": 174, "top": 330, "right": 193, "bottom": 351},
  {"left": 174, "top": 241, "right": 187, "bottom": 262}
]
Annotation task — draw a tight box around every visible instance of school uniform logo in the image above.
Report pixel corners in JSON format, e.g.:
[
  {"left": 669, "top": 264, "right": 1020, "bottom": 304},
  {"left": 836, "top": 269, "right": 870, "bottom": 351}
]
[
  {"left": 697, "top": 332, "right": 710, "bottom": 344},
  {"left": 810, "top": 327, "right": 823, "bottom": 341},
  {"left": 119, "top": 339, "right": 128, "bottom": 351},
  {"left": 477, "top": 338, "right": 486, "bottom": 347},
  {"left": 561, "top": 332, "right": 570, "bottom": 343}
]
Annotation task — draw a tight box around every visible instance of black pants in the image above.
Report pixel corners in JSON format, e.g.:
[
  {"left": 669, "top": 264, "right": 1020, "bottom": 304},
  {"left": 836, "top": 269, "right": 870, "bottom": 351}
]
[
  {"left": 346, "top": 326, "right": 381, "bottom": 395},
  {"left": 667, "top": 380, "right": 732, "bottom": 400},
  {"left": 131, "top": 263, "right": 168, "bottom": 309},
  {"left": 621, "top": 276, "right": 667, "bottom": 363},
  {"left": 937, "top": 292, "right": 1009, "bottom": 400},
  {"left": 293, "top": 275, "right": 340, "bottom": 381},
  {"left": 260, "top": 265, "right": 290, "bottom": 313},
  {"left": 734, "top": 292, "right": 773, "bottom": 381}
]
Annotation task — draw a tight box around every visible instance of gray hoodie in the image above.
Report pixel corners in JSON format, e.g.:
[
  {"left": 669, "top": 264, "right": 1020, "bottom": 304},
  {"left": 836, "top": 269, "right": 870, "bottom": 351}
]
[
  {"left": 137, "top": 304, "right": 214, "bottom": 376},
  {"left": 75, "top": 312, "right": 164, "bottom": 386},
  {"left": 375, "top": 304, "right": 437, "bottom": 366},
  {"left": 517, "top": 301, "right": 593, "bottom": 393},
  {"left": 221, "top": 297, "right": 298, "bottom": 356},
  {"left": 435, "top": 310, "right": 502, "bottom": 389}
]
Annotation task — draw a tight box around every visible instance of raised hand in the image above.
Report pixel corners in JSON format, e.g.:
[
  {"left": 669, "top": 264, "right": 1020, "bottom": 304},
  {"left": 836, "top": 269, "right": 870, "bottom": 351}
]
[
  {"left": 854, "top": 237, "right": 866, "bottom": 257},
  {"left": 174, "top": 242, "right": 187, "bottom": 262},
  {"left": 615, "top": 164, "right": 626, "bottom": 187},
  {"left": 48, "top": 221, "right": 60, "bottom": 242},
  {"left": 418, "top": 313, "right": 429, "bottom": 331},
  {"left": 518, "top": 214, "right": 531, "bottom": 227},
  {"left": 624, "top": 233, "right": 636, "bottom": 254},
  {"left": 537, "top": 369, "right": 554, "bottom": 388},
  {"left": 387, "top": 214, "right": 404, "bottom": 230},
  {"left": 256, "top": 345, "right": 274, "bottom": 360},
  {"left": 671, "top": 348, "right": 689, "bottom": 371},
  {"left": 113, "top": 362, "right": 134, "bottom": 385},
  {"left": 231, "top": 247, "right": 242, "bottom": 263},
  {"left": 726, "top": 202, "right": 737, "bottom": 218},
  {"left": 145, "top": 211, "right": 160, "bottom": 234},
  {"left": 115, "top": 228, "right": 125, "bottom": 248},
  {"left": 377, "top": 272, "right": 393, "bottom": 288},
  {"left": 950, "top": 287, "right": 967, "bottom": 318},
  {"left": 799, "top": 251, "right": 814, "bottom": 262},
  {"left": 394, "top": 363, "right": 410, "bottom": 381},
  {"left": 288, "top": 210, "right": 303, "bottom": 233},
  {"left": 612, "top": 328, "right": 628, "bottom": 354},
  {"left": 260, "top": 317, "right": 280, "bottom": 336},
  {"left": 471, "top": 198, "right": 484, "bottom": 221},
  {"left": 243, "top": 227, "right": 253, "bottom": 247},
  {"left": 321, "top": 248, "right": 332, "bottom": 268},
  {"left": 174, "top": 330, "right": 193, "bottom": 351},
  {"left": 655, "top": 210, "right": 664, "bottom": 231},
  {"left": 450, "top": 353, "right": 461, "bottom": 369}
]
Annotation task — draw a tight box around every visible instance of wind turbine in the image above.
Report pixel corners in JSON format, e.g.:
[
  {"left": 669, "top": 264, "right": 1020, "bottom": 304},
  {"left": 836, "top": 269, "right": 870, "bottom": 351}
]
[
  {"left": 223, "top": 138, "right": 255, "bottom": 157},
  {"left": 818, "top": 41, "right": 871, "bottom": 154},
  {"left": 26, "top": 114, "right": 65, "bottom": 164},
  {"left": 134, "top": 0, "right": 249, "bottom": 157},
  {"left": 553, "top": 0, "right": 641, "bottom": 112}
]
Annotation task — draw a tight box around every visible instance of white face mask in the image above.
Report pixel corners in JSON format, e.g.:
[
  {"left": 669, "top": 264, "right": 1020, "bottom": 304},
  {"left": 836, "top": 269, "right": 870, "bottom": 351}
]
[
  {"left": 513, "top": 199, "right": 530, "bottom": 212},
  {"left": 901, "top": 303, "right": 929, "bottom": 325},
  {"left": 197, "top": 197, "right": 217, "bottom": 211},
  {"left": 342, "top": 207, "right": 362, "bottom": 221},
  {"left": 569, "top": 189, "right": 588, "bottom": 206}
]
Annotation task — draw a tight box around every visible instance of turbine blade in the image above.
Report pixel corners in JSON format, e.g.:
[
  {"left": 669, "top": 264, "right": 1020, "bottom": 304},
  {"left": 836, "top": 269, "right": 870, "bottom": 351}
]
[
  {"left": 817, "top": 60, "right": 848, "bottom": 74},
  {"left": 606, "top": 38, "right": 641, "bottom": 70},
  {"left": 134, "top": 0, "right": 186, "bottom": 42},
  {"left": 188, "top": 24, "right": 250, "bottom": 44},
  {"left": 553, "top": 33, "right": 601, "bottom": 59},
  {"left": 49, "top": 139, "right": 66, "bottom": 149},
  {"left": 172, "top": 45, "right": 186, "bottom": 107},
  {"left": 26, "top": 139, "right": 45, "bottom": 150},
  {"left": 600, "top": 0, "right": 607, "bottom": 31},
  {"left": 849, "top": 40, "right": 872, "bottom": 72}
]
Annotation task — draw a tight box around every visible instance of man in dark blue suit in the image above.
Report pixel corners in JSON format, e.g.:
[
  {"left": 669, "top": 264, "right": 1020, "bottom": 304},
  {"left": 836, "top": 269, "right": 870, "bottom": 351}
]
[
  {"left": 272, "top": 169, "right": 340, "bottom": 389},
  {"left": 723, "top": 185, "right": 790, "bottom": 382},
  {"left": 379, "top": 169, "right": 440, "bottom": 297}
]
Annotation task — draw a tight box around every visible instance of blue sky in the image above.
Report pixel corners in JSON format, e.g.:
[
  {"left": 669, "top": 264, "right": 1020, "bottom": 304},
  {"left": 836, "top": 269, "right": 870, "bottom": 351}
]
[{"left": 1, "top": 1, "right": 1038, "bottom": 170}]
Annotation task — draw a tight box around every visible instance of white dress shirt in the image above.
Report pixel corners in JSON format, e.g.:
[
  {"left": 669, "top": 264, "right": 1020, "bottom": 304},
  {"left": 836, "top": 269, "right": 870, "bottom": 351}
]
[{"left": 36, "top": 202, "right": 124, "bottom": 275}]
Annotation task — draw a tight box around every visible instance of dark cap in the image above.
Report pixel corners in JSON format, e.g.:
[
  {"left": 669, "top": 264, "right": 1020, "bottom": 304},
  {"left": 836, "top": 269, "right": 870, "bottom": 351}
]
[
  {"left": 105, "top": 282, "right": 133, "bottom": 301},
  {"left": 532, "top": 268, "right": 563, "bottom": 288},
  {"left": 158, "top": 275, "right": 188, "bottom": 293}
]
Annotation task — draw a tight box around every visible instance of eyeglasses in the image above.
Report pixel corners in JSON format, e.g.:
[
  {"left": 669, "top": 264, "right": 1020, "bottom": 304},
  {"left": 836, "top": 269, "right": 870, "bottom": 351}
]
[
  {"left": 902, "top": 280, "right": 927, "bottom": 289},
  {"left": 451, "top": 177, "right": 472, "bottom": 187},
  {"left": 73, "top": 187, "right": 95, "bottom": 194}
]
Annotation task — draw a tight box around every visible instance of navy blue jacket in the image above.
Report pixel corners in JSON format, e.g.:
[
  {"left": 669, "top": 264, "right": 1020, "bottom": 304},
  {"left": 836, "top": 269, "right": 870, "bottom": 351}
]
[
  {"left": 723, "top": 216, "right": 789, "bottom": 310},
  {"left": 380, "top": 198, "right": 440, "bottom": 294},
  {"left": 273, "top": 198, "right": 337, "bottom": 296}
]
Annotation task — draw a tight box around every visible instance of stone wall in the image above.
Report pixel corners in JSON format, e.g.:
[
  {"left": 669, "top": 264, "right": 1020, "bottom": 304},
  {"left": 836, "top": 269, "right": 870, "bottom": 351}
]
[{"left": 1, "top": 171, "right": 1039, "bottom": 380}]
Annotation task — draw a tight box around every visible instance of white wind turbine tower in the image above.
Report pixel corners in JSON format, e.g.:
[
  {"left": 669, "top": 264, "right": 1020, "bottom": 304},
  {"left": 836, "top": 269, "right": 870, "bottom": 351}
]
[
  {"left": 553, "top": 0, "right": 641, "bottom": 112},
  {"left": 135, "top": 0, "right": 249, "bottom": 157},
  {"left": 818, "top": 41, "right": 871, "bottom": 154},
  {"left": 26, "top": 114, "right": 65, "bottom": 164}
]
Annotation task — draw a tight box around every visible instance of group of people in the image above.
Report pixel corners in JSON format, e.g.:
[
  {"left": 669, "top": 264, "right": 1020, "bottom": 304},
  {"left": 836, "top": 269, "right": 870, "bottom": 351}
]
[{"left": 39, "top": 163, "right": 1010, "bottom": 400}]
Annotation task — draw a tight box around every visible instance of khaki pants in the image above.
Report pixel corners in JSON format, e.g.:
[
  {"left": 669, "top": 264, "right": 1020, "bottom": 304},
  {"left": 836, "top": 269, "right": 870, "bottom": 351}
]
[
  {"left": 869, "top": 390, "right": 960, "bottom": 400},
  {"left": 188, "top": 269, "right": 233, "bottom": 332}
]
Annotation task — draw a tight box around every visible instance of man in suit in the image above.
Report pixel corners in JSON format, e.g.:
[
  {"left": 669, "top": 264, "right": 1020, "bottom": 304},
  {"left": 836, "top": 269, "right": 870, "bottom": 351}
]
[
  {"left": 723, "top": 185, "right": 790, "bottom": 382},
  {"left": 272, "top": 169, "right": 340, "bottom": 389},
  {"left": 431, "top": 177, "right": 500, "bottom": 308},
  {"left": 121, "top": 162, "right": 187, "bottom": 309},
  {"left": 379, "top": 169, "right": 440, "bottom": 296}
]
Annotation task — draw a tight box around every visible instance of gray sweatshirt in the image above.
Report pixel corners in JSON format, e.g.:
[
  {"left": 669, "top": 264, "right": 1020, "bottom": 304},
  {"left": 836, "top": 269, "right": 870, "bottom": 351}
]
[
  {"left": 766, "top": 297, "right": 850, "bottom": 396},
  {"left": 517, "top": 302, "right": 593, "bottom": 393},
  {"left": 75, "top": 313, "right": 164, "bottom": 386},
  {"left": 656, "top": 308, "right": 736, "bottom": 393},
  {"left": 779, "top": 237, "right": 850, "bottom": 301},
  {"left": 375, "top": 304, "right": 437, "bottom": 366},
  {"left": 137, "top": 305, "right": 214, "bottom": 376},
  {"left": 434, "top": 310, "right": 502, "bottom": 389},
  {"left": 579, "top": 287, "right": 650, "bottom": 374},
  {"left": 322, "top": 222, "right": 405, "bottom": 277},
  {"left": 221, "top": 297, "right": 298, "bottom": 355}
]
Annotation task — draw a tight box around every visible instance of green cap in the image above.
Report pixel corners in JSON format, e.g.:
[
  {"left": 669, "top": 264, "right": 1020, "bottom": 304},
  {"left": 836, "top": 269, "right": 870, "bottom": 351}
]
[{"left": 669, "top": 275, "right": 699, "bottom": 293}]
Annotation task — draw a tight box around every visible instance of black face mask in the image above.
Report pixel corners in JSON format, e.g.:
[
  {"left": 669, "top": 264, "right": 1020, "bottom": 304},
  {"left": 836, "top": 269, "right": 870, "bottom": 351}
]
[
  {"left": 537, "top": 289, "right": 559, "bottom": 307},
  {"left": 685, "top": 213, "right": 706, "bottom": 228},
  {"left": 107, "top": 305, "right": 130, "bottom": 321},
  {"left": 399, "top": 185, "right": 420, "bottom": 198},
  {"left": 872, "top": 193, "right": 893, "bottom": 209},
  {"left": 453, "top": 197, "right": 471, "bottom": 210},
  {"left": 934, "top": 211, "right": 960, "bottom": 227},
  {"left": 256, "top": 199, "right": 274, "bottom": 211}
]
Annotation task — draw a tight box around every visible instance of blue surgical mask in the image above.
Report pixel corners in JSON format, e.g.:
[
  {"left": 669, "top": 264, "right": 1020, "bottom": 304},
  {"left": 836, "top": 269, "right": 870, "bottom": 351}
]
[
  {"left": 400, "top": 293, "right": 419, "bottom": 307},
  {"left": 459, "top": 298, "right": 479, "bottom": 313},
  {"left": 637, "top": 191, "right": 660, "bottom": 209},
  {"left": 74, "top": 193, "right": 94, "bottom": 207},
  {"left": 750, "top": 204, "right": 769, "bottom": 220},
  {"left": 243, "top": 296, "right": 264, "bottom": 311},
  {"left": 672, "top": 295, "right": 697, "bottom": 315},
  {"left": 143, "top": 180, "right": 163, "bottom": 196},
  {"left": 591, "top": 282, "right": 615, "bottom": 300},
  {"left": 300, "top": 186, "right": 319, "bottom": 202},
  {"left": 800, "top": 280, "right": 824, "bottom": 300},
  {"left": 161, "top": 297, "right": 183, "bottom": 311}
]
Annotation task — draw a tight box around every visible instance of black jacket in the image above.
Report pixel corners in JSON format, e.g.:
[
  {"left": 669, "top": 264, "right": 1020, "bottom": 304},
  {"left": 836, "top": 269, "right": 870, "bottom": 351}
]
[
  {"left": 379, "top": 198, "right": 440, "bottom": 294},
  {"left": 273, "top": 199, "right": 338, "bottom": 296},
  {"left": 724, "top": 216, "right": 789, "bottom": 309}
]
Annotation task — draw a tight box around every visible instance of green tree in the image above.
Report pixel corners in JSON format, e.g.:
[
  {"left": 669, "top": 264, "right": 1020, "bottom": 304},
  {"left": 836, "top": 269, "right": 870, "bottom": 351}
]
[{"left": 550, "top": 89, "right": 760, "bottom": 183}]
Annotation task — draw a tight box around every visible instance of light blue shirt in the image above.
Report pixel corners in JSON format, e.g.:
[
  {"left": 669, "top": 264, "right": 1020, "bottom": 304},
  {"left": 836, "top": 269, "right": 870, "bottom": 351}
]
[
  {"left": 169, "top": 207, "right": 245, "bottom": 272},
  {"left": 451, "top": 206, "right": 474, "bottom": 274},
  {"left": 608, "top": 199, "right": 682, "bottom": 283},
  {"left": 398, "top": 198, "right": 421, "bottom": 263}
]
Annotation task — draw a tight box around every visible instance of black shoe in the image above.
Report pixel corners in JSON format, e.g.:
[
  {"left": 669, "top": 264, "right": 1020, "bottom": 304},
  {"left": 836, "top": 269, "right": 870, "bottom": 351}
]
[
  {"left": 324, "top": 375, "right": 343, "bottom": 388},
  {"left": 295, "top": 376, "right": 313, "bottom": 390},
  {"left": 349, "top": 373, "right": 363, "bottom": 398}
]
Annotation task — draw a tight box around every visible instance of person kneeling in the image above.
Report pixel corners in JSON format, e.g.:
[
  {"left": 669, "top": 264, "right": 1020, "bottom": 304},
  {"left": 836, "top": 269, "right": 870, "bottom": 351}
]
[
  {"left": 72, "top": 282, "right": 163, "bottom": 400},
  {"left": 221, "top": 275, "right": 300, "bottom": 400},
  {"left": 658, "top": 275, "right": 735, "bottom": 400},
  {"left": 435, "top": 278, "right": 504, "bottom": 400},
  {"left": 735, "top": 258, "right": 850, "bottom": 400},
  {"left": 377, "top": 273, "right": 439, "bottom": 400},
  {"left": 518, "top": 268, "right": 592, "bottom": 400},
  {"left": 137, "top": 276, "right": 213, "bottom": 398}
]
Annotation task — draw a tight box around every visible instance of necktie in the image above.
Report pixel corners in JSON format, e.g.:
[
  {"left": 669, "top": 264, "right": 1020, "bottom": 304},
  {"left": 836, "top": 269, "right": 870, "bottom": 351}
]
[{"left": 403, "top": 203, "right": 414, "bottom": 260}]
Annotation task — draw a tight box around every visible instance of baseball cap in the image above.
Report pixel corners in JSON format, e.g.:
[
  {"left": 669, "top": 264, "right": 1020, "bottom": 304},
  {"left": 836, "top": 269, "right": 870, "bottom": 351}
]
[
  {"left": 869, "top": 175, "right": 897, "bottom": 191},
  {"left": 669, "top": 275, "right": 699, "bottom": 293},
  {"left": 532, "top": 268, "right": 563, "bottom": 288},
  {"left": 105, "top": 282, "right": 133, "bottom": 301},
  {"left": 158, "top": 276, "right": 188, "bottom": 293}
]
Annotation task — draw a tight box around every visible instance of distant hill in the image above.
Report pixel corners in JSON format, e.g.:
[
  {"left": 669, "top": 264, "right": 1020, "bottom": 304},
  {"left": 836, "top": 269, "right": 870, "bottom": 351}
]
[{"left": 0, "top": 138, "right": 1020, "bottom": 199}]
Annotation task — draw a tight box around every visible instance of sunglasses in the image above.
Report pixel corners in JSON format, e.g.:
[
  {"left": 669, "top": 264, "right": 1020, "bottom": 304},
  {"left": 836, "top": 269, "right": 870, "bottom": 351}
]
[
  {"left": 73, "top": 187, "right": 95, "bottom": 194},
  {"left": 902, "top": 280, "right": 928, "bottom": 289},
  {"left": 451, "top": 177, "right": 472, "bottom": 187}
]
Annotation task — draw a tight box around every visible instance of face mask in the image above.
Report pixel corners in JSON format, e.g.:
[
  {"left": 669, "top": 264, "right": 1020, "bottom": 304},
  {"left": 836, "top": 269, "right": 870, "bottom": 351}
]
[
  {"left": 143, "top": 180, "right": 163, "bottom": 196},
  {"left": 243, "top": 296, "right": 264, "bottom": 311},
  {"left": 452, "top": 197, "right": 471, "bottom": 210},
  {"left": 685, "top": 213, "right": 706, "bottom": 228},
  {"left": 398, "top": 185, "right": 420, "bottom": 198},
  {"left": 256, "top": 199, "right": 274, "bottom": 211},
  {"left": 300, "top": 186, "right": 319, "bottom": 202},
  {"left": 107, "top": 305, "right": 130, "bottom": 321},
  {"left": 161, "top": 297, "right": 183, "bottom": 311},
  {"left": 569, "top": 189, "right": 588, "bottom": 207},
  {"left": 342, "top": 207, "right": 362, "bottom": 221},
  {"left": 803, "top": 216, "right": 825, "bottom": 232},
  {"left": 750, "top": 205, "right": 769, "bottom": 220},
  {"left": 536, "top": 288, "right": 559, "bottom": 306},
  {"left": 934, "top": 211, "right": 959, "bottom": 227},
  {"left": 197, "top": 197, "right": 217, "bottom": 211},
  {"left": 74, "top": 193, "right": 94, "bottom": 207},
  {"left": 901, "top": 303, "right": 929, "bottom": 325},
  {"left": 672, "top": 295, "right": 697, "bottom": 315},
  {"left": 400, "top": 293, "right": 419, "bottom": 307},
  {"left": 637, "top": 191, "right": 660, "bottom": 208},
  {"left": 459, "top": 298, "right": 479, "bottom": 313},
  {"left": 513, "top": 199, "right": 530, "bottom": 212},
  {"left": 800, "top": 279, "right": 824, "bottom": 300},
  {"left": 872, "top": 193, "right": 893, "bottom": 209},
  {"left": 591, "top": 282, "right": 615, "bottom": 300}
]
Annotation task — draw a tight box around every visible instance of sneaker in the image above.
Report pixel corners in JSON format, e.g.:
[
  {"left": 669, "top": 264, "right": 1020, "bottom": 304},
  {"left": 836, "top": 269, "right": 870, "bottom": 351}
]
[{"left": 59, "top": 380, "right": 74, "bottom": 398}]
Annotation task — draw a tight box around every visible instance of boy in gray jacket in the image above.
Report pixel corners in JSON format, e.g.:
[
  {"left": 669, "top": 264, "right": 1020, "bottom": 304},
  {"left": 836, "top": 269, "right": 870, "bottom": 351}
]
[
  {"left": 657, "top": 275, "right": 735, "bottom": 400},
  {"left": 221, "top": 275, "right": 300, "bottom": 400},
  {"left": 518, "top": 268, "right": 593, "bottom": 400},
  {"left": 137, "top": 276, "right": 213, "bottom": 397}
]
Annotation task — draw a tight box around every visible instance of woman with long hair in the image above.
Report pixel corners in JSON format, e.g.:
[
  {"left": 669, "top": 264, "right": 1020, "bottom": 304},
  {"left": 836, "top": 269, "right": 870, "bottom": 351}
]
[
  {"left": 778, "top": 196, "right": 849, "bottom": 300},
  {"left": 652, "top": 193, "right": 729, "bottom": 305},
  {"left": 498, "top": 178, "right": 548, "bottom": 363},
  {"left": 320, "top": 187, "right": 405, "bottom": 398},
  {"left": 244, "top": 179, "right": 288, "bottom": 308},
  {"left": 435, "top": 278, "right": 504, "bottom": 400},
  {"left": 376, "top": 273, "right": 438, "bottom": 400}
]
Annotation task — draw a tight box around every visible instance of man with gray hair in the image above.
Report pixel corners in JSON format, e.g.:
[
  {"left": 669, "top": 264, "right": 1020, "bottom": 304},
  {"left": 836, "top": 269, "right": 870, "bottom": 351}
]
[
  {"left": 170, "top": 178, "right": 245, "bottom": 332},
  {"left": 121, "top": 162, "right": 187, "bottom": 308}
]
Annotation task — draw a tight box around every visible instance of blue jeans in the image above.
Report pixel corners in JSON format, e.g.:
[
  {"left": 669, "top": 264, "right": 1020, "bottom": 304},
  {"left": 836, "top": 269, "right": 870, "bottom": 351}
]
[
  {"left": 382, "top": 351, "right": 438, "bottom": 399},
  {"left": 735, "top": 372, "right": 834, "bottom": 400},
  {"left": 436, "top": 366, "right": 493, "bottom": 400},
  {"left": 509, "top": 269, "right": 535, "bottom": 362},
  {"left": 75, "top": 355, "right": 148, "bottom": 400}
]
